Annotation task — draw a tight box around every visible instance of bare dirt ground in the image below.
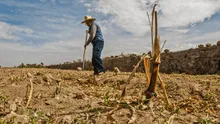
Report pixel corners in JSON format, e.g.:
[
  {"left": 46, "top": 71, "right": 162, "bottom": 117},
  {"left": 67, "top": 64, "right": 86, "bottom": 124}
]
[{"left": 0, "top": 68, "right": 219, "bottom": 124}]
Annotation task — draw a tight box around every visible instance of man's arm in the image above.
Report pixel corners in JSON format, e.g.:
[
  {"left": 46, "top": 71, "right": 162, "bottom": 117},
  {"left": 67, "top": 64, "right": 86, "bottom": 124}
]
[{"left": 85, "top": 24, "right": 97, "bottom": 47}]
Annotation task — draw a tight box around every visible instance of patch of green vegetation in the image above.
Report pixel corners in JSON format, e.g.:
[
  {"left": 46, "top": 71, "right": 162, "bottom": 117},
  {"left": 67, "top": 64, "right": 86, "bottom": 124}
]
[
  {"left": 0, "top": 94, "right": 8, "bottom": 104},
  {"left": 28, "top": 110, "right": 52, "bottom": 124},
  {"left": 196, "top": 117, "right": 212, "bottom": 124},
  {"left": 172, "top": 107, "right": 180, "bottom": 114},
  {"left": 84, "top": 104, "right": 92, "bottom": 110},
  {"left": 0, "top": 116, "right": 16, "bottom": 124},
  {"left": 74, "top": 118, "right": 83, "bottom": 124},
  {"left": 141, "top": 95, "right": 148, "bottom": 103},
  {"left": 163, "top": 120, "right": 169, "bottom": 124},
  {"left": 195, "top": 117, "right": 220, "bottom": 124},
  {"left": 119, "top": 102, "right": 129, "bottom": 108},
  {"left": 103, "top": 91, "right": 110, "bottom": 106},
  {"left": 0, "top": 120, "right": 5, "bottom": 124},
  {"left": 118, "top": 79, "right": 126, "bottom": 85},
  {"left": 203, "top": 92, "right": 215, "bottom": 101}
]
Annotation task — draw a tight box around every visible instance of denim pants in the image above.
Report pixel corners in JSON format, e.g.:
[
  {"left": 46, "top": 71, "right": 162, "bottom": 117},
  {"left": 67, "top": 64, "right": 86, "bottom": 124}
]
[{"left": 92, "top": 40, "right": 106, "bottom": 74}]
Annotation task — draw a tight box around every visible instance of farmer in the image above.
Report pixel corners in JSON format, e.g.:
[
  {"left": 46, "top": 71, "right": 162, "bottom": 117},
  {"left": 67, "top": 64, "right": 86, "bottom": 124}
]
[{"left": 81, "top": 15, "right": 106, "bottom": 75}]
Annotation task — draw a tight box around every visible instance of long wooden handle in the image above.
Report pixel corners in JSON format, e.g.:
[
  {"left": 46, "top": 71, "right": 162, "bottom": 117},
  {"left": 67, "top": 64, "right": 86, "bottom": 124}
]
[
  {"left": 83, "top": 48, "right": 86, "bottom": 70},
  {"left": 83, "top": 30, "right": 89, "bottom": 70}
]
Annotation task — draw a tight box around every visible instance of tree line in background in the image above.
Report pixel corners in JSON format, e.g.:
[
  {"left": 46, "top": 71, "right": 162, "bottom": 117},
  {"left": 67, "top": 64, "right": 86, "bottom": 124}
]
[
  {"left": 13, "top": 60, "right": 92, "bottom": 70},
  {"left": 16, "top": 62, "right": 45, "bottom": 68},
  {"left": 46, "top": 60, "right": 93, "bottom": 70}
]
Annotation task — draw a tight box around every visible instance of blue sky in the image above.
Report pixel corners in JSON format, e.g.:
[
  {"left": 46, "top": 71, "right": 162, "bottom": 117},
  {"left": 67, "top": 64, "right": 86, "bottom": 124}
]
[{"left": 0, "top": 0, "right": 220, "bottom": 67}]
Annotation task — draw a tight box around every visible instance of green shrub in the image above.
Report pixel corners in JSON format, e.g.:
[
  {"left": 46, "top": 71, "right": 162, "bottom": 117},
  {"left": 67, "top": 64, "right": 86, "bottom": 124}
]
[
  {"left": 217, "top": 41, "right": 220, "bottom": 46},
  {"left": 198, "top": 44, "right": 204, "bottom": 48},
  {"left": 164, "top": 49, "right": 170, "bottom": 53},
  {"left": 206, "top": 43, "right": 212, "bottom": 47}
]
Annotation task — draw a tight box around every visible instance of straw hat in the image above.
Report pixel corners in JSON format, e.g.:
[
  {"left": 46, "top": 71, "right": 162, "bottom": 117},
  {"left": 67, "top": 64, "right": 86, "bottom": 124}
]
[{"left": 81, "top": 15, "right": 96, "bottom": 24}]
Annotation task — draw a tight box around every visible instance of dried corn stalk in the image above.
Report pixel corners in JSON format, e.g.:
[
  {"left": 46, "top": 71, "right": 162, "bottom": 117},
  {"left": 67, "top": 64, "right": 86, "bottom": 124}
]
[
  {"left": 144, "top": 57, "right": 151, "bottom": 86},
  {"left": 26, "top": 75, "right": 34, "bottom": 108},
  {"left": 151, "top": 4, "right": 157, "bottom": 55},
  {"left": 144, "top": 5, "right": 172, "bottom": 109},
  {"left": 145, "top": 10, "right": 160, "bottom": 99},
  {"left": 158, "top": 73, "right": 170, "bottom": 106}
]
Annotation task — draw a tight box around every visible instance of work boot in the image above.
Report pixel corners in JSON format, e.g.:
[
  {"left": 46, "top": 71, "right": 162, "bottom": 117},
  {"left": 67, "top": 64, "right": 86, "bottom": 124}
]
[{"left": 93, "top": 72, "right": 99, "bottom": 75}]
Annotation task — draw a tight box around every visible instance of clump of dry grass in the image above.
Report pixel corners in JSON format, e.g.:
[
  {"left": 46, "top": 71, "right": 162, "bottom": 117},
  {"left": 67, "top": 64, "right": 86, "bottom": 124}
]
[
  {"left": 164, "top": 49, "right": 170, "bottom": 53},
  {"left": 206, "top": 43, "right": 212, "bottom": 47},
  {"left": 217, "top": 41, "right": 220, "bottom": 46},
  {"left": 198, "top": 44, "right": 204, "bottom": 48}
]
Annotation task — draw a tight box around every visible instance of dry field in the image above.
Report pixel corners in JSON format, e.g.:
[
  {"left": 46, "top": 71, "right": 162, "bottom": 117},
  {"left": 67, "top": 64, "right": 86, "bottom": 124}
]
[{"left": 0, "top": 68, "right": 219, "bottom": 124}]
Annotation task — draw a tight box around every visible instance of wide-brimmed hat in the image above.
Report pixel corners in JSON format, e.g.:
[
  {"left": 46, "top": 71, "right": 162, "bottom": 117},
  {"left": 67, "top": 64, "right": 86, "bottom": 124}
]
[{"left": 81, "top": 15, "right": 96, "bottom": 24}]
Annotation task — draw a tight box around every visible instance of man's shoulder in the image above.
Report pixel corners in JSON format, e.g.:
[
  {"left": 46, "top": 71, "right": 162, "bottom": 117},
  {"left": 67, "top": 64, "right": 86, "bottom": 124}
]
[
  {"left": 91, "top": 23, "right": 98, "bottom": 29},
  {"left": 93, "top": 22, "right": 100, "bottom": 27}
]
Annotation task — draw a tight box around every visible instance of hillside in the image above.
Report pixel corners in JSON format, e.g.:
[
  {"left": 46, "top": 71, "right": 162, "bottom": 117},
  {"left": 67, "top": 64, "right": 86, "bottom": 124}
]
[{"left": 47, "top": 43, "right": 220, "bottom": 75}]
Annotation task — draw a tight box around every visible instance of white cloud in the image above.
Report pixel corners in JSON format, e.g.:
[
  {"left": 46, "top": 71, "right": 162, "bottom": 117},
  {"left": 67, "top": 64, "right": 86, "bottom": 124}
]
[
  {"left": 160, "top": 29, "right": 220, "bottom": 51},
  {"left": 0, "top": 39, "right": 86, "bottom": 67},
  {"left": 40, "top": 0, "right": 47, "bottom": 2},
  {"left": 0, "top": 1, "right": 39, "bottom": 9},
  {"left": 159, "top": 0, "right": 220, "bottom": 28},
  {"left": 0, "top": 21, "right": 34, "bottom": 40},
  {"left": 165, "top": 28, "right": 189, "bottom": 34},
  {"left": 89, "top": 0, "right": 150, "bottom": 36},
  {"left": 82, "top": 0, "right": 220, "bottom": 36},
  {"left": 186, "top": 30, "right": 220, "bottom": 44},
  {"left": 84, "top": 3, "right": 91, "bottom": 7},
  {"left": 0, "top": 40, "right": 81, "bottom": 53}
]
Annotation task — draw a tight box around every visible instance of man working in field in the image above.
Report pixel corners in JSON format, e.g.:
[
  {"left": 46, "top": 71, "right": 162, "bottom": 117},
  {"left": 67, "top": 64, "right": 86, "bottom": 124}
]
[{"left": 81, "top": 15, "right": 106, "bottom": 75}]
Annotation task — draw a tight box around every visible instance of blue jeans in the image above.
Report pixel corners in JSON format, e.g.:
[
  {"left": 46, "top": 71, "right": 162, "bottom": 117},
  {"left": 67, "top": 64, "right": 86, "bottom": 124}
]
[{"left": 92, "top": 40, "right": 106, "bottom": 74}]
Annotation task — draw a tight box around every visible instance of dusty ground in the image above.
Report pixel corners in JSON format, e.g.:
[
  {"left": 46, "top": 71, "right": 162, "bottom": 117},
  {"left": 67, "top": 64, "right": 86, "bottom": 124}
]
[{"left": 0, "top": 68, "right": 219, "bottom": 124}]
